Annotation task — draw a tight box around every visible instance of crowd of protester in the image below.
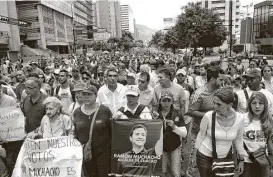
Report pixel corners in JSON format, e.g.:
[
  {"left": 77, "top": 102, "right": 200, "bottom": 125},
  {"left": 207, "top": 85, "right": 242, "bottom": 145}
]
[{"left": 0, "top": 51, "right": 273, "bottom": 177}]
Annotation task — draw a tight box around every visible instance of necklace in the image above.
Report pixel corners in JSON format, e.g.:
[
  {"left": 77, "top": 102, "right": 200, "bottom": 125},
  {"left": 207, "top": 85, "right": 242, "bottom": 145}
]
[{"left": 217, "top": 115, "right": 236, "bottom": 138}]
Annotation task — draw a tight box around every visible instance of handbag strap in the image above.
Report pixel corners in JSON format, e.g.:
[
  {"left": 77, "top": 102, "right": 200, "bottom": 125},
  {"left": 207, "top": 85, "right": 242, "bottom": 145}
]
[
  {"left": 211, "top": 111, "right": 218, "bottom": 159},
  {"left": 88, "top": 104, "right": 100, "bottom": 141}
]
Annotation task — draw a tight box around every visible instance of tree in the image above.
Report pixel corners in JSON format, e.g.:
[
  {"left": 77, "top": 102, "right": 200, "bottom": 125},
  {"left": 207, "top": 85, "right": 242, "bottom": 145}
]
[
  {"left": 119, "top": 30, "right": 134, "bottom": 51},
  {"left": 232, "top": 44, "right": 244, "bottom": 54},
  {"left": 135, "top": 40, "right": 144, "bottom": 48},
  {"left": 175, "top": 2, "right": 227, "bottom": 55},
  {"left": 162, "top": 28, "right": 179, "bottom": 53},
  {"left": 149, "top": 30, "right": 165, "bottom": 48}
]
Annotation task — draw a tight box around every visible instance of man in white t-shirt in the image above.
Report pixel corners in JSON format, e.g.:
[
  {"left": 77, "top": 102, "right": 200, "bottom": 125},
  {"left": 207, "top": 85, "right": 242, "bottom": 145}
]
[
  {"left": 54, "top": 70, "right": 75, "bottom": 113},
  {"left": 236, "top": 68, "right": 273, "bottom": 116}
]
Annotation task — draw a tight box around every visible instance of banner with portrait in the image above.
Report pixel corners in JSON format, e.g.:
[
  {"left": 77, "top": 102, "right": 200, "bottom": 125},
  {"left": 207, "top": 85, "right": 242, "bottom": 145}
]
[{"left": 110, "top": 119, "right": 163, "bottom": 177}]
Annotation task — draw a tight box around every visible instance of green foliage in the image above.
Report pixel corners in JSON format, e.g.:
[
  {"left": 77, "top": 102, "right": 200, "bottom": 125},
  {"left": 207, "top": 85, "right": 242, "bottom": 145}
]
[
  {"left": 148, "top": 2, "right": 228, "bottom": 54},
  {"left": 232, "top": 45, "right": 244, "bottom": 54}
]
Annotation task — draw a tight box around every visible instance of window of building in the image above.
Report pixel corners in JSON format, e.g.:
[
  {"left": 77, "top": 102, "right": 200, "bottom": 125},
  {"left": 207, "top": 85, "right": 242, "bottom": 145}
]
[
  {"left": 236, "top": 19, "right": 239, "bottom": 22},
  {"left": 205, "top": 0, "right": 208, "bottom": 8},
  {"left": 235, "top": 25, "right": 239, "bottom": 28},
  {"left": 236, "top": 12, "right": 240, "bottom": 15}
]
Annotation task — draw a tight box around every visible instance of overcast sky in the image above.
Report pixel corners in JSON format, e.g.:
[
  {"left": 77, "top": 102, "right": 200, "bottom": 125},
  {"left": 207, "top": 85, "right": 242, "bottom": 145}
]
[{"left": 120, "top": 0, "right": 263, "bottom": 30}]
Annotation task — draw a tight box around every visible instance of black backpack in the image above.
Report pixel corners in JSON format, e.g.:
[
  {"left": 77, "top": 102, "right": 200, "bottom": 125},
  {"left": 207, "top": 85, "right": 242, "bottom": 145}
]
[{"left": 118, "top": 104, "right": 146, "bottom": 119}]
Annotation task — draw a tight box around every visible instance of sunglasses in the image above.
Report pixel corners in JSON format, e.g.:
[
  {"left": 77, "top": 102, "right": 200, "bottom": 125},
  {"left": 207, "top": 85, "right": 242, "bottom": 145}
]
[
  {"left": 161, "top": 99, "right": 172, "bottom": 102},
  {"left": 82, "top": 77, "right": 90, "bottom": 80}
]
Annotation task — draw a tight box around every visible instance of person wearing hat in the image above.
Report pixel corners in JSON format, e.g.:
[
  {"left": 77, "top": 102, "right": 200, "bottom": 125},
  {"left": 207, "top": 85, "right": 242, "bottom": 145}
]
[
  {"left": 30, "top": 61, "right": 44, "bottom": 76},
  {"left": 73, "top": 85, "right": 112, "bottom": 177},
  {"left": 236, "top": 68, "right": 273, "bottom": 115},
  {"left": 67, "top": 83, "right": 86, "bottom": 117},
  {"left": 114, "top": 85, "right": 153, "bottom": 120},
  {"left": 97, "top": 68, "right": 105, "bottom": 87},
  {"left": 158, "top": 91, "right": 187, "bottom": 177}
]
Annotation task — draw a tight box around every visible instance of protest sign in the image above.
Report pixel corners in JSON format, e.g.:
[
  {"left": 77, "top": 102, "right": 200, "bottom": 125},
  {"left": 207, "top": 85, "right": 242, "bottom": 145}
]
[
  {"left": 0, "top": 107, "right": 26, "bottom": 142},
  {"left": 111, "top": 119, "right": 163, "bottom": 177},
  {"left": 12, "top": 136, "right": 83, "bottom": 177}
]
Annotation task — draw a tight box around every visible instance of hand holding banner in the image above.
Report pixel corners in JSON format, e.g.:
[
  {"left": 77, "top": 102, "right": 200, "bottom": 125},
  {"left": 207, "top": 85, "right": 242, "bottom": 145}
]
[
  {"left": 0, "top": 107, "right": 26, "bottom": 142},
  {"left": 12, "top": 136, "right": 83, "bottom": 177}
]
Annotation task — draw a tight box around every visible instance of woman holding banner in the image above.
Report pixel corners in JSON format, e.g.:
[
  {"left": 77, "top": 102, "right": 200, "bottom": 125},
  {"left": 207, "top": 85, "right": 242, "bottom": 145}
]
[
  {"left": 73, "top": 85, "right": 112, "bottom": 177},
  {"left": 27, "top": 96, "right": 74, "bottom": 139},
  {"left": 158, "top": 91, "right": 187, "bottom": 177}
]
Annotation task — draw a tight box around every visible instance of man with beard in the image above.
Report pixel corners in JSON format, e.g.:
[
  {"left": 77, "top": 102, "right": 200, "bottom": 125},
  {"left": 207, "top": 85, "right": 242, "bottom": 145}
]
[
  {"left": 53, "top": 70, "right": 75, "bottom": 113},
  {"left": 186, "top": 66, "right": 225, "bottom": 177}
]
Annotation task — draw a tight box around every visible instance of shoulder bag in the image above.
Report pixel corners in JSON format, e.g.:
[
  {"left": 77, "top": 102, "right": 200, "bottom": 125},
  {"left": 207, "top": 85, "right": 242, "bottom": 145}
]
[
  {"left": 83, "top": 104, "right": 100, "bottom": 162},
  {"left": 211, "top": 111, "right": 235, "bottom": 177},
  {"left": 244, "top": 138, "right": 270, "bottom": 167}
]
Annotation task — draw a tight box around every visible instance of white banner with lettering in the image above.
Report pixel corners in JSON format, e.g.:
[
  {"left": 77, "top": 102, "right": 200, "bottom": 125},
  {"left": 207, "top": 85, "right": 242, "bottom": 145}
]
[
  {"left": 12, "top": 136, "right": 83, "bottom": 177},
  {"left": 0, "top": 107, "right": 26, "bottom": 142}
]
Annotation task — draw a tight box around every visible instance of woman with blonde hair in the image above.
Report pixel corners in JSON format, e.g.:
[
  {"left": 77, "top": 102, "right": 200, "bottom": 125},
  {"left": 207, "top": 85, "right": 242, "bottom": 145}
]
[
  {"left": 241, "top": 92, "right": 273, "bottom": 177},
  {"left": 27, "top": 96, "right": 74, "bottom": 139}
]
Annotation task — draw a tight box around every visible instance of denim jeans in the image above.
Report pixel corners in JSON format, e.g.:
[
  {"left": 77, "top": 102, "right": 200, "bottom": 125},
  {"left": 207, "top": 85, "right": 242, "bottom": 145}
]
[
  {"left": 186, "top": 133, "right": 200, "bottom": 177},
  {"left": 240, "top": 162, "right": 269, "bottom": 177},
  {"left": 162, "top": 146, "right": 182, "bottom": 177},
  {"left": 196, "top": 151, "right": 213, "bottom": 177}
]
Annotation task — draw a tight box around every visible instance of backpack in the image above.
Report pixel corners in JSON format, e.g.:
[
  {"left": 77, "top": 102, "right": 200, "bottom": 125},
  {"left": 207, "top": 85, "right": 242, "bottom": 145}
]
[
  {"left": 55, "top": 84, "right": 76, "bottom": 102},
  {"left": 118, "top": 104, "right": 146, "bottom": 119}
]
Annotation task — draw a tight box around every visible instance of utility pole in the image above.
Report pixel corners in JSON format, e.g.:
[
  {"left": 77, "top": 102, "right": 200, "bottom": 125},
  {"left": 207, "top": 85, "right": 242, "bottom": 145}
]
[
  {"left": 229, "top": 0, "right": 233, "bottom": 57},
  {"left": 71, "top": 3, "right": 76, "bottom": 54}
]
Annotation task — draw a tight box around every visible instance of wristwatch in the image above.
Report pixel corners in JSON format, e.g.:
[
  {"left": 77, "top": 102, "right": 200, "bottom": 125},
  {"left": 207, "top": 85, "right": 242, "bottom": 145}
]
[{"left": 238, "top": 154, "right": 244, "bottom": 162}]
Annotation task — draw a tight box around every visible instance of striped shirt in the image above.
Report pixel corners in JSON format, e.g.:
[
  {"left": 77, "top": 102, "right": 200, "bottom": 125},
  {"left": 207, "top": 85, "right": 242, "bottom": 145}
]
[{"left": 188, "top": 85, "right": 216, "bottom": 136}]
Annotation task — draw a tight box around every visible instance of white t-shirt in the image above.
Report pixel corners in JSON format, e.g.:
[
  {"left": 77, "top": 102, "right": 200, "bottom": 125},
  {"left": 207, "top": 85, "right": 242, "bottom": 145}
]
[
  {"left": 56, "top": 87, "right": 73, "bottom": 113},
  {"left": 243, "top": 113, "right": 267, "bottom": 163}
]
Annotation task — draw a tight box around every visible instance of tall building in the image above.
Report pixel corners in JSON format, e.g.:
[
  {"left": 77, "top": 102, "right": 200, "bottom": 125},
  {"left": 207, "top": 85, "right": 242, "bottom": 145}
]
[
  {"left": 240, "top": 17, "right": 253, "bottom": 44},
  {"left": 0, "top": 0, "right": 20, "bottom": 61},
  {"left": 198, "top": 0, "right": 241, "bottom": 48},
  {"left": 121, "top": 5, "right": 135, "bottom": 35},
  {"left": 16, "top": 0, "right": 74, "bottom": 54},
  {"left": 72, "top": 0, "right": 94, "bottom": 49},
  {"left": 95, "top": 0, "right": 121, "bottom": 38},
  {"left": 253, "top": 0, "right": 273, "bottom": 54}
]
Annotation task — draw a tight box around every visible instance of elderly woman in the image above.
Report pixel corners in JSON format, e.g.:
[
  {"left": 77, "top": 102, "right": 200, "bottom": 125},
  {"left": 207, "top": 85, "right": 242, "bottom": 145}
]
[
  {"left": 195, "top": 87, "right": 245, "bottom": 177},
  {"left": 27, "top": 96, "right": 74, "bottom": 139}
]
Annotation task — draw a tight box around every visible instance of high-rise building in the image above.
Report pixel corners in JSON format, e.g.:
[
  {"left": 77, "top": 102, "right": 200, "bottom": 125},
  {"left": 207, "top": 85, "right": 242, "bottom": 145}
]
[
  {"left": 253, "top": 0, "right": 273, "bottom": 54},
  {"left": 0, "top": 0, "right": 21, "bottom": 61},
  {"left": 198, "top": 0, "right": 241, "bottom": 48},
  {"left": 95, "top": 0, "right": 121, "bottom": 38},
  {"left": 72, "top": 0, "right": 94, "bottom": 49},
  {"left": 121, "top": 5, "right": 135, "bottom": 35},
  {"left": 16, "top": 0, "right": 74, "bottom": 54}
]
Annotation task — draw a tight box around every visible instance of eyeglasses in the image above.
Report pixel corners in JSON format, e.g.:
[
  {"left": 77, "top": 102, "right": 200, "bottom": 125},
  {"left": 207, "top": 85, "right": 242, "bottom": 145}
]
[
  {"left": 108, "top": 75, "right": 118, "bottom": 77},
  {"left": 138, "top": 80, "right": 146, "bottom": 83},
  {"left": 98, "top": 73, "right": 103, "bottom": 76},
  {"left": 25, "top": 86, "right": 37, "bottom": 90}
]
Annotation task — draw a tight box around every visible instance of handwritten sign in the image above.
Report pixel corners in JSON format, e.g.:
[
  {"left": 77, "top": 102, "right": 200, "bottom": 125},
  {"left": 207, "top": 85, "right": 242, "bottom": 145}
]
[
  {"left": 12, "top": 136, "right": 83, "bottom": 177},
  {"left": 0, "top": 107, "right": 26, "bottom": 142}
]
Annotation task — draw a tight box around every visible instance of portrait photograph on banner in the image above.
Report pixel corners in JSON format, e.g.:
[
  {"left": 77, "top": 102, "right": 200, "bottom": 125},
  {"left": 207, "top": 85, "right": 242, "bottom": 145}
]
[{"left": 110, "top": 119, "right": 163, "bottom": 177}]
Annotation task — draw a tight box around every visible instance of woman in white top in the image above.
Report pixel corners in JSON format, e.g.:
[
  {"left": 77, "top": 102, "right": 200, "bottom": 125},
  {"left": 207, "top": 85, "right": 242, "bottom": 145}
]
[
  {"left": 242, "top": 92, "right": 273, "bottom": 177},
  {"left": 195, "top": 87, "right": 245, "bottom": 177},
  {"left": 27, "top": 97, "right": 74, "bottom": 139}
]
